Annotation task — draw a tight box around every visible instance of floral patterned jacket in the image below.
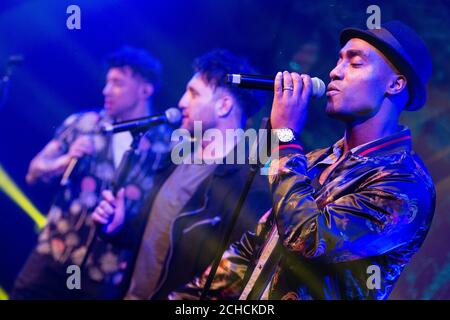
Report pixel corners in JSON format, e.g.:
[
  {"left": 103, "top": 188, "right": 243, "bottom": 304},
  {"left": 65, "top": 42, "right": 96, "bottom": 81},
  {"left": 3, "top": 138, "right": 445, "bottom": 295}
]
[
  {"left": 170, "top": 126, "right": 436, "bottom": 300},
  {"left": 34, "top": 110, "right": 172, "bottom": 296}
]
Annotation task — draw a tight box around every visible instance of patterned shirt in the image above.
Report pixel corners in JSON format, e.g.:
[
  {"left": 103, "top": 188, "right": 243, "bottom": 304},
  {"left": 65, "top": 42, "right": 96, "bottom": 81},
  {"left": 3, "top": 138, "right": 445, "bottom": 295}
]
[{"left": 35, "top": 110, "right": 172, "bottom": 289}]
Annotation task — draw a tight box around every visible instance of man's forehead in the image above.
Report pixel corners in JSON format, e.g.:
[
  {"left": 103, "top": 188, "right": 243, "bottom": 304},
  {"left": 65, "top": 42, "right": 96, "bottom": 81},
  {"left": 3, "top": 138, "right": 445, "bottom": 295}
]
[
  {"left": 107, "top": 66, "right": 134, "bottom": 78},
  {"left": 339, "top": 38, "right": 376, "bottom": 57},
  {"left": 339, "top": 38, "right": 400, "bottom": 73},
  {"left": 188, "top": 73, "right": 211, "bottom": 89}
]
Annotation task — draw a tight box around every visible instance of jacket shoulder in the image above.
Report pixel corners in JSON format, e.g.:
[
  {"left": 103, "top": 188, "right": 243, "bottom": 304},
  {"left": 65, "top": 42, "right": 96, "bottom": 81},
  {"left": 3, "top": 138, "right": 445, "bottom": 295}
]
[{"left": 305, "top": 146, "right": 330, "bottom": 166}]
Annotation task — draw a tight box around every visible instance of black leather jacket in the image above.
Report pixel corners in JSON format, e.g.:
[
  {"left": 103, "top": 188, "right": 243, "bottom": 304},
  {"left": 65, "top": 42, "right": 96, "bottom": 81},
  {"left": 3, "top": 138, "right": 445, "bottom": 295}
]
[
  {"left": 170, "top": 126, "right": 436, "bottom": 300},
  {"left": 110, "top": 149, "right": 272, "bottom": 300},
  {"left": 151, "top": 160, "right": 271, "bottom": 299}
]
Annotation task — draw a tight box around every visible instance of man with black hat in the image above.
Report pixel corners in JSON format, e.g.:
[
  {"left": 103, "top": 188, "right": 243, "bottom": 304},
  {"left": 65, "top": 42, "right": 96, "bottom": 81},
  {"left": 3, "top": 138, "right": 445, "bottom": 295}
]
[{"left": 170, "top": 21, "right": 436, "bottom": 300}]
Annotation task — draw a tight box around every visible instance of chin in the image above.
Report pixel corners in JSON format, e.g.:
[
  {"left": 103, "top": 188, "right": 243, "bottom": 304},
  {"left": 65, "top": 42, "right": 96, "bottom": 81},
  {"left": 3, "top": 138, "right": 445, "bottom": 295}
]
[
  {"left": 325, "top": 102, "right": 340, "bottom": 116},
  {"left": 325, "top": 103, "right": 353, "bottom": 122},
  {"left": 104, "top": 106, "right": 116, "bottom": 115},
  {"left": 104, "top": 110, "right": 116, "bottom": 118},
  {"left": 180, "top": 121, "right": 193, "bottom": 134}
]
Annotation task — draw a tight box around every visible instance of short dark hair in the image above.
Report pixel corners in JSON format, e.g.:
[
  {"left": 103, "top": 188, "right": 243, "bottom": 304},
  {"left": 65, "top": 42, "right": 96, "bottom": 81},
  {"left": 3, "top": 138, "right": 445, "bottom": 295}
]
[
  {"left": 193, "top": 49, "right": 267, "bottom": 119},
  {"left": 105, "top": 46, "right": 163, "bottom": 91}
]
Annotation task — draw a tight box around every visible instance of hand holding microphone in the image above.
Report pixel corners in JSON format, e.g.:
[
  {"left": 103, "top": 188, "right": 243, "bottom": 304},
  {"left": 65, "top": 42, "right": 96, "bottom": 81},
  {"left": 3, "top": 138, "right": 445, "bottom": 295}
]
[
  {"left": 67, "top": 135, "right": 95, "bottom": 158},
  {"left": 227, "top": 71, "right": 325, "bottom": 134},
  {"left": 271, "top": 71, "right": 316, "bottom": 133},
  {"left": 60, "top": 135, "right": 95, "bottom": 186}
]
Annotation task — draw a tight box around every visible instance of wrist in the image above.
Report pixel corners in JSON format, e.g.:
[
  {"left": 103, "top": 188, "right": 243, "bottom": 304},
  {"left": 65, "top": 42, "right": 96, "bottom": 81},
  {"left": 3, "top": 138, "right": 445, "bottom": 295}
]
[
  {"left": 271, "top": 128, "right": 304, "bottom": 156},
  {"left": 60, "top": 153, "right": 72, "bottom": 166},
  {"left": 272, "top": 127, "right": 301, "bottom": 143}
]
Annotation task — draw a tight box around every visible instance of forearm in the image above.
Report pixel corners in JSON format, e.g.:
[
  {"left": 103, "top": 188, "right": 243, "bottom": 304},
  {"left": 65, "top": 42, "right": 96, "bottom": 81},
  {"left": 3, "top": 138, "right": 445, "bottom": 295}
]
[
  {"left": 270, "top": 153, "right": 323, "bottom": 257},
  {"left": 26, "top": 152, "right": 70, "bottom": 184}
]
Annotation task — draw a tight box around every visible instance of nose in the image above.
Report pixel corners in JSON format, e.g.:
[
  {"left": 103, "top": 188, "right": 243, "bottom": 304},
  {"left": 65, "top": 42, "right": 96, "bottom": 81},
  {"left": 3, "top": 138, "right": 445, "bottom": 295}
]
[
  {"left": 178, "top": 91, "right": 189, "bottom": 110},
  {"left": 102, "top": 83, "right": 111, "bottom": 96},
  {"left": 329, "top": 62, "right": 344, "bottom": 81}
]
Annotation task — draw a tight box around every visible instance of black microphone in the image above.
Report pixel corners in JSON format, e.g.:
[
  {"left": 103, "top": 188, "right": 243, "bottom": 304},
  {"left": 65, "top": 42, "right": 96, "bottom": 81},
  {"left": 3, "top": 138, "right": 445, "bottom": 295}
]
[
  {"left": 7, "top": 55, "right": 24, "bottom": 66},
  {"left": 226, "top": 74, "right": 326, "bottom": 97},
  {"left": 102, "top": 107, "right": 181, "bottom": 134},
  {"left": 1, "top": 54, "right": 24, "bottom": 110}
]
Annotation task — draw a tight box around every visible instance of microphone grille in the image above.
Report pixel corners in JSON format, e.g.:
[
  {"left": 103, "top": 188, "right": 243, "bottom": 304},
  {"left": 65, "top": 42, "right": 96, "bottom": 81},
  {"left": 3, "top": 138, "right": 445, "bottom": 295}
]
[
  {"left": 165, "top": 107, "right": 182, "bottom": 124},
  {"left": 311, "top": 77, "right": 326, "bottom": 98}
]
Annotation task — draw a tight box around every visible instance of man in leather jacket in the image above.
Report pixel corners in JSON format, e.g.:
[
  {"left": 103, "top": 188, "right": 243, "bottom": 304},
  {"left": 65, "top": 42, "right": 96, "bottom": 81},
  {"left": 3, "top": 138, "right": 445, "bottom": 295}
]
[
  {"left": 169, "top": 21, "right": 436, "bottom": 300},
  {"left": 92, "top": 49, "right": 271, "bottom": 299}
]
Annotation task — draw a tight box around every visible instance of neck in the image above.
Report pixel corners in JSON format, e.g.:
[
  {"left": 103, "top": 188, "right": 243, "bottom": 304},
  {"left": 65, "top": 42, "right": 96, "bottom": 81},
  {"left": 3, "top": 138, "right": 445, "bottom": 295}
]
[
  {"left": 343, "top": 110, "right": 399, "bottom": 154},
  {"left": 199, "top": 118, "right": 243, "bottom": 161}
]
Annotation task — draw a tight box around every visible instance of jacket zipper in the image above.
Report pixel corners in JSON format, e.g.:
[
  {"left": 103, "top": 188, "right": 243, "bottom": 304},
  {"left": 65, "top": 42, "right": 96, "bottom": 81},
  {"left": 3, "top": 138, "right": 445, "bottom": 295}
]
[
  {"left": 182, "top": 216, "right": 221, "bottom": 234},
  {"left": 148, "top": 194, "right": 210, "bottom": 299}
]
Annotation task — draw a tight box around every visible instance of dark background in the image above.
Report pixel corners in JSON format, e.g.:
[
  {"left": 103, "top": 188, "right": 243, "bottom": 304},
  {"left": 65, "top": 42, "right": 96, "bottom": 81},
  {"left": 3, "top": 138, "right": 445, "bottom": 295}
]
[{"left": 0, "top": 0, "right": 449, "bottom": 299}]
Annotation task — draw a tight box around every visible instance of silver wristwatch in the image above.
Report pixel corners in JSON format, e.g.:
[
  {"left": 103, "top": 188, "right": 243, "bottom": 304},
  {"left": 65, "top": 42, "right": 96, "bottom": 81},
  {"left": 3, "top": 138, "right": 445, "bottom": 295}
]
[{"left": 274, "top": 128, "right": 296, "bottom": 143}]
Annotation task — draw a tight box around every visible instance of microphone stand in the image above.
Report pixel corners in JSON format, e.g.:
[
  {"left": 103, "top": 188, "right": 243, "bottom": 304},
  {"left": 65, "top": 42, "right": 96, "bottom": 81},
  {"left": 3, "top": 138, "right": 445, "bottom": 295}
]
[
  {"left": 0, "top": 55, "right": 22, "bottom": 111},
  {"left": 79, "top": 130, "right": 144, "bottom": 269},
  {"left": 200, "top": 117, "right": 271, "bottom": 300}
]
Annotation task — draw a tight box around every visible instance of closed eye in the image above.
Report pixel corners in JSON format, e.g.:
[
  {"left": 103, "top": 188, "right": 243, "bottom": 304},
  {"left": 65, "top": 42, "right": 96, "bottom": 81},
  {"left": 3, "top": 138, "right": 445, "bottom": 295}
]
[{"left": 188, "top": 87, "right": 199, "bottom": 98}]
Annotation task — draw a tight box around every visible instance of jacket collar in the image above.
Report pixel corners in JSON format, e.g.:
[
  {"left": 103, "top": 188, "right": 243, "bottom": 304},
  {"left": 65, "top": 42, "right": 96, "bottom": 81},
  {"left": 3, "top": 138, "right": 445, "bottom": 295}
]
[
  {"left": 310, "top": 125, "right": 412, "bottom": 168},
  {"left": 350, "top": 125, "right": 412, "bottom": 157}
]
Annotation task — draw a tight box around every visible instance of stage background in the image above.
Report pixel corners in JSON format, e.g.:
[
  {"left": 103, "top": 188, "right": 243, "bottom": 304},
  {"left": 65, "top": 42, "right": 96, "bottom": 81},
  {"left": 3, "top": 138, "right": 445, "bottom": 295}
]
[{"left": 0, "top": 0, "right": 449, "bottom": 299}]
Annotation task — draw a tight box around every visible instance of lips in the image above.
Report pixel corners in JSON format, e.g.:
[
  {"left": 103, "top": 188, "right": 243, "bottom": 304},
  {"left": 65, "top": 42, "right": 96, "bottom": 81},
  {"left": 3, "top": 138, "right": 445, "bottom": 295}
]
[
  {"left": 327, "top": 83, "right": 340, "bottom": 92},
  {"left": 326, "top": 83, "right": 340, "bottom": 97}
]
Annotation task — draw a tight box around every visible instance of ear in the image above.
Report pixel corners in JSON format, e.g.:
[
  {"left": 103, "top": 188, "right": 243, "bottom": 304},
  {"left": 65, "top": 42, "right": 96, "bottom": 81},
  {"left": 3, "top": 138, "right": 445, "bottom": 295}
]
[
  {"left": 386, "top": 74, "right": 407, "bottom": 96},
  {"left": 215, "top": 95, "right": 234, "bottom": 118},
  {"left": 140, "top": 83, "right": 154, "bottom": 99}
]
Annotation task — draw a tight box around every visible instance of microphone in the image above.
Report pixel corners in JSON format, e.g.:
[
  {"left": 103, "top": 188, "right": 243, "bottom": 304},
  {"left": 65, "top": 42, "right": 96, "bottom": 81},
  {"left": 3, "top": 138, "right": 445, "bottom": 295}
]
[
  {"left": 7, "top": 55, "right": 24, "bottom": 66},
  {"left": 60, "top": 158, "right": 78, "bottom": 186},
  {"left": 61, "top": 108, "right": 180, "bottom": 186},
  {"left": 1, "top": 54, "right": 24, "bottom": 110},
  {"left": 226, "top": 74, "right": 326, "bottom": 97},
  {"left": 2, "top": 55, "right": 24, "bottom": 80},
  {"left": 102, "top": 107, "right": 182, "bottom": 134}
]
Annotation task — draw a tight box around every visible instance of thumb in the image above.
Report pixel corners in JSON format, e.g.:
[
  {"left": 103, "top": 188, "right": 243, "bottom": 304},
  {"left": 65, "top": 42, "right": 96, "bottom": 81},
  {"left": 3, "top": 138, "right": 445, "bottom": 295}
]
[
  {"left": 114, "top": 188, "right": 126, "bottom": 221},
  {"left": 105, "top": 188, "right": 126, "bottom": 234},
  {"left": 116, "top": 188, "right": 125, "bottom": 208}
]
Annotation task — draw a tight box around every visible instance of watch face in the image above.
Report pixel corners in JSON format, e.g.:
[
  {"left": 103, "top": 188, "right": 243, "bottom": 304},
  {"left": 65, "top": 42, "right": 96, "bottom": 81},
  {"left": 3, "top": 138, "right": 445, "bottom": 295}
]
[{"left": 276, "top": 128, "right": 294, "bottom": 142}]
